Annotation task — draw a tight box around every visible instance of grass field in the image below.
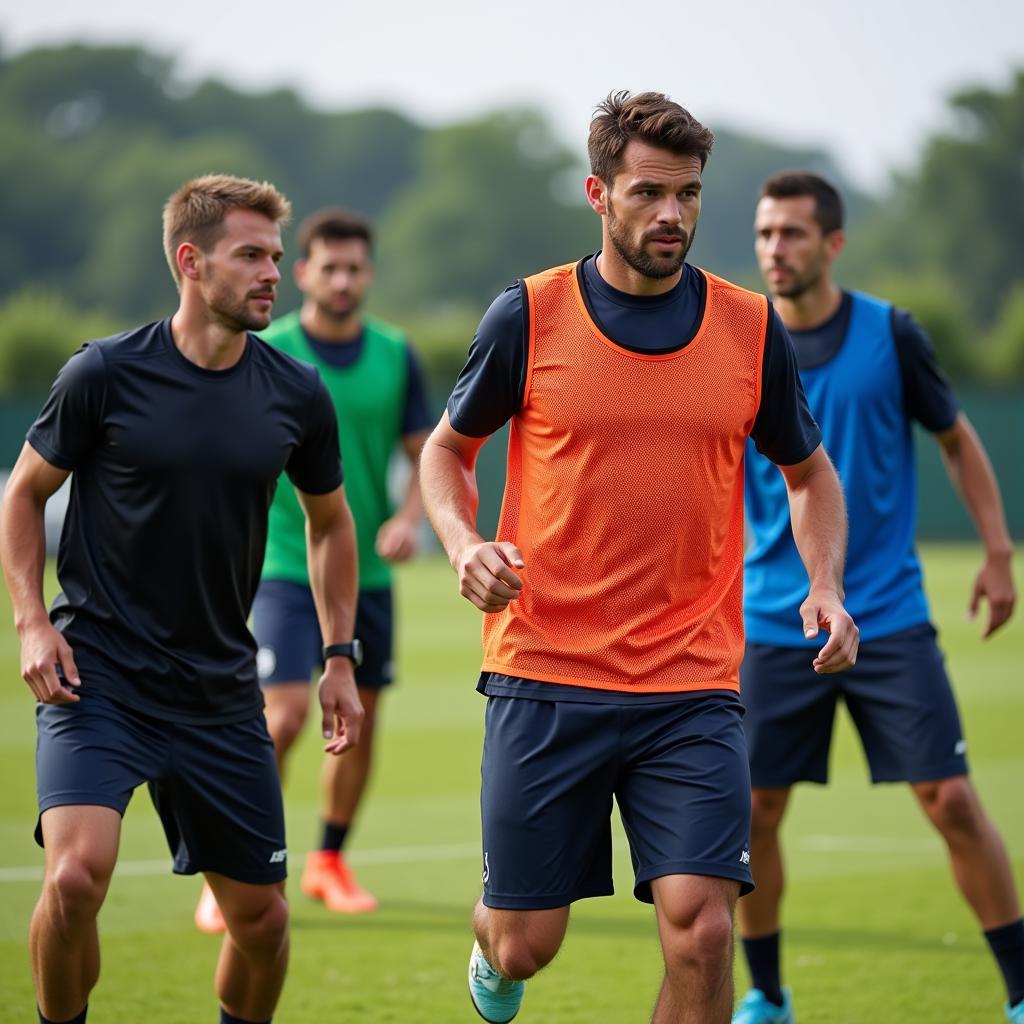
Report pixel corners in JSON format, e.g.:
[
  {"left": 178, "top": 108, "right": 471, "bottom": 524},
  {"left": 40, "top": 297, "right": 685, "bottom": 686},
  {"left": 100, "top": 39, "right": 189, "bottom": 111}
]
[{"left": 0, "top": 545, "right": 1021, "bottom": 1023}]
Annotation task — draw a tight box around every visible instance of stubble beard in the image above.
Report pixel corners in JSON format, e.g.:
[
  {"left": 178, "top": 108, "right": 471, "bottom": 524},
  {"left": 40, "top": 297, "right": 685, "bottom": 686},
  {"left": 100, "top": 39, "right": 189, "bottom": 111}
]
[{"left": 607, "top": 204, "right": 693, "bottom": 281}]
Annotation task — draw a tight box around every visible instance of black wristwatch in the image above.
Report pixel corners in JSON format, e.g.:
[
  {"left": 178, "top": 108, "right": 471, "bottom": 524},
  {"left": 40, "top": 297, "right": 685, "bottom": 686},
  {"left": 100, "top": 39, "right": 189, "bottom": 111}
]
[{"left": 323, "top": 640, "right": 363, "bottom": 667}]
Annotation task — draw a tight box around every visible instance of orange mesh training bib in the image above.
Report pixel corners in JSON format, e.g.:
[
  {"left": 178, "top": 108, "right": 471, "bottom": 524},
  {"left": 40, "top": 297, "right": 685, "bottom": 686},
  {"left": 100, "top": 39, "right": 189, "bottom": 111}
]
[{"left": 481, "top": 261, "right": 768, "bottom": 693}]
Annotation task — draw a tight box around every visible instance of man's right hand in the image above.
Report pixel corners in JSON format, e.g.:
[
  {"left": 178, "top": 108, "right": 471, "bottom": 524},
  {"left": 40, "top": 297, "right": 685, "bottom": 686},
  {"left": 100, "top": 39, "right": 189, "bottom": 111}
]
[
  {"left": 455, "top": 541, "right": 525, "bottom": 613},
  {"left": 19, "top": 619, "right": 81, "bottom": 704}
]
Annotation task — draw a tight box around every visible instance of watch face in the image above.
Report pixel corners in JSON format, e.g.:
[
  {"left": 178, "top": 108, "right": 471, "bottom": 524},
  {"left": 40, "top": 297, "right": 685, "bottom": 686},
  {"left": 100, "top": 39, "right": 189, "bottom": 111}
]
[{"left": 351, "top": 638, "right": 364, "bottom": 667}]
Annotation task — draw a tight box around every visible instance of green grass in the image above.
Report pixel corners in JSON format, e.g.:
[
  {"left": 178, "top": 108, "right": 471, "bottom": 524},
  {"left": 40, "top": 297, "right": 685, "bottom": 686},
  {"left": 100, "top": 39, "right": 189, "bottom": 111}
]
[{"left": 0, "top": 545, "right": 1021, "bottom": 1022}]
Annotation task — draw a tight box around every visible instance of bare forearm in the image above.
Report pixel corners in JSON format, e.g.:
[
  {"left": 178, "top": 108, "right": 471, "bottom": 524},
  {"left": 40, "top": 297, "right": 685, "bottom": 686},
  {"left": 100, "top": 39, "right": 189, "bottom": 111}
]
[
  {"left": 393, "top": 466, "right": 425, "bottom": 526},
  {"left": 306, "top": 505, "right": 358, "bottom": 645},
  {"left": 420, "top": 437, "right": 484, "bottom": 565},
  {"left": 787, "top": 464, "right": 847, "bottom": 595},
  {"left": 941, "top": 416, "right": 1013, "bottom": 557},
  {"left": 0, "top": 490, "right": 51, "bottom": 632}
]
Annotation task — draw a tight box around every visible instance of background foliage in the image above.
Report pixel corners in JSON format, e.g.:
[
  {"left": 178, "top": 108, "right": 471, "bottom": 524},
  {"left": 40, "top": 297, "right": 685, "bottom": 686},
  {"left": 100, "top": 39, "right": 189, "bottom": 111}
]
[{"left": 2, "top": 44, "right": 1021, "bottom": 394}]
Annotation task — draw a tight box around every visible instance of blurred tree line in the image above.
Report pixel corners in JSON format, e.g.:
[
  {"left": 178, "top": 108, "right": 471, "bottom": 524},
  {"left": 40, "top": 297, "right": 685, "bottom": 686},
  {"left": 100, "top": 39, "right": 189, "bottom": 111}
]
[{"left": 1, "top": 43, "right": 1021, "bottom": 396}]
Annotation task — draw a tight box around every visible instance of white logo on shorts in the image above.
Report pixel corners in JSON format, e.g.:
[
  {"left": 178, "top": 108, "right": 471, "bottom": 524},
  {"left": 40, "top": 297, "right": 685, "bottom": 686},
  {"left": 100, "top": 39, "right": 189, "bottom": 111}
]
[
  {"left": 740, "top": 849, "right": 750, "bottom": 865},
  {"left": 482, "top": 851, "right": 490, "bottom": 885},
  {"left": 269, "top": 848, "right": 287, "bottom": 864},
  {"left": 954, "top": 739, "right": 967, "bottom": 756},
  {"left": 257, "top": 647, "right": 277, "bottom": 680}
]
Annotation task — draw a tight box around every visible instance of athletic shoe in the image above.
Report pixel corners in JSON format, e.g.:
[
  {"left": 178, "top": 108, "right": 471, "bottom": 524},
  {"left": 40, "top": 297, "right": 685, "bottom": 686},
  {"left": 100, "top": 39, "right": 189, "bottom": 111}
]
[
  {"left": 193, "top": 881, "right": 226, "bottom": 934},
  {"left": 732, "top": 987, "right": 795, "bottom": 1024},
  {"left": 300, "top": 850, "right": 378, "bottom": 913},
  {"left": 468, "top": 941, "right": 524, "bottom": 1023},
  {"left": 1007, "top": 999, "right": 1024, "bottom": 1023}
]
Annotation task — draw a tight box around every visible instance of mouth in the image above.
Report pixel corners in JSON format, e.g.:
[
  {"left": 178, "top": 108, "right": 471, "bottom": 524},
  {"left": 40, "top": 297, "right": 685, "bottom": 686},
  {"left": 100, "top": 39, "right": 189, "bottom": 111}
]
[{"left": 647, "top": 234, "right": 685, "bottom": 252}]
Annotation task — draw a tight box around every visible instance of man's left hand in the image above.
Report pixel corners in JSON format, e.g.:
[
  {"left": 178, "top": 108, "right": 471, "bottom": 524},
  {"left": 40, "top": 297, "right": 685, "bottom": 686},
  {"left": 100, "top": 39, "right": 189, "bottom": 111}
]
[
  {"left": 375, "top": 516, "right": 419, "bottom": 563},
  {"left": 318, "top": 660, "right": 363, "bottom": 755},
  {"left": 969, "top": 551, "right": 1016, "bottom": 639},
  {"left": 800, "top": 588, "right": 860, "bottom": 674}
]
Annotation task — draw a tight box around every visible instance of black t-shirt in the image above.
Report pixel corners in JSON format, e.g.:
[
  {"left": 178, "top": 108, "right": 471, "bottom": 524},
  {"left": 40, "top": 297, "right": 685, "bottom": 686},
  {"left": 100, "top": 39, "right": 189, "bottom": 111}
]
[
  {"left": 28, "top": 320, "right": 343, "bottom": 724},
  {"left": 789, "top": 291, "right": 959, "bottom": 432},
  {"left": 448, "top": 255, "right": 820, "bottom": 466}
]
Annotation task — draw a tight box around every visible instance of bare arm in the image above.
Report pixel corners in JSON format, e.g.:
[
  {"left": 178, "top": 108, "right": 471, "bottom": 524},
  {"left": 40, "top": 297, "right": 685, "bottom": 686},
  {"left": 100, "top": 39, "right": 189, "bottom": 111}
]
[
  {"left": 296, "top": 484, "right": 362, "bottom": 754},
  {"left": 0, "top": 443, "right": 80, "bottom": 703},
  {"left": 420, "top": 412, "right": 524, "bottom": 613},
  {"left": 375, "top": 428, "right": 429, "bottom": 564},
  {"left": 935, "top": 412, "right": 1016, "bottom": 638},
  {"left": 778, "top": 443, "right": 859, "bottom": 673}
]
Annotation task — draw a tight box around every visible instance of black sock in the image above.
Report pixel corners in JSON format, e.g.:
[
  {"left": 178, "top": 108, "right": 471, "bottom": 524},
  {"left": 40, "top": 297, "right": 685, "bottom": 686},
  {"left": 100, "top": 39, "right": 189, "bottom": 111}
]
[
  {"left": 320, "top": 821, "right": 349, "bottom": 853},
  {"left": 984, "top": 918, "right": 1024, "bottom": 1008},
  {"left": 38, "top": 1008, "right": 87, "bottom": 1024},
  {"left": 741, "top": 931, "right": 784, "bottom": 1007},
  {"left": 219, "top": 1009, "right": 270, "bottom": 1024}
]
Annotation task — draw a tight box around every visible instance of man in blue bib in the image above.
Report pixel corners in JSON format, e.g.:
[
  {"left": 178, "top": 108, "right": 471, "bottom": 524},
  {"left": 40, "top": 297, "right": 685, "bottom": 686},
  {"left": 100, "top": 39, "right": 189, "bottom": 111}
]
[{"left": 734, "top": 172, "right": 1021, "bottom": 1024}]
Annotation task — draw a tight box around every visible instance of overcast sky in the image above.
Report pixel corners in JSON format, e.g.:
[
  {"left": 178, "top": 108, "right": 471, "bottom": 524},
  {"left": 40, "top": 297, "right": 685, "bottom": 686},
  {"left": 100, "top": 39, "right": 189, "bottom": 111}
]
[{"left": 2, "top": 0, "right": 1021, "bottom": 190}]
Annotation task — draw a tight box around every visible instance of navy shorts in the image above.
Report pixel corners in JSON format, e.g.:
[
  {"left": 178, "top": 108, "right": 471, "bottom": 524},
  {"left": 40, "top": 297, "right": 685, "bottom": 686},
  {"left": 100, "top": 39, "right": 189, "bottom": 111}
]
[
  {"left": 742, "top": 622, "right": 968, "bottom": 787},
  {"left": 253, "top": 579, "right": 394, "bottom": 688},
  {"left": 479, "top": 693, "right": 752, "bottom": 909},
  {"left": 35, "top": 689, "right": 287, "bottom": 885}
]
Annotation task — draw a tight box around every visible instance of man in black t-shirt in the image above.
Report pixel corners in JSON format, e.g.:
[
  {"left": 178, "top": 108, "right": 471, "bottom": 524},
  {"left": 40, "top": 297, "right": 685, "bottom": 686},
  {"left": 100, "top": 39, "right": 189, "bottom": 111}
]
[
  {"left": 734, "top": 173, "right": 1021, "bottom": 1024},
  {"left": 0, "top": 174, "right": 363, "bottom": 1024}
]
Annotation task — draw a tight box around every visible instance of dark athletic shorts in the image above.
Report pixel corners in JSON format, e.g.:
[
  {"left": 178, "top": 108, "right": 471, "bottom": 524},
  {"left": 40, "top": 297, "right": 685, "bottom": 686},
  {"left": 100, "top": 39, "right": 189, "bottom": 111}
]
[
  {"left": 479, "top": 693, "right": 752, "bottom": 909},
  {"left": 742, "top": 622, "right": 968, "bottom": 787},
  {"left": 35, "top": 689, "right": 287, "bottom": 885},
  {"left": 253, "top": 579, "right": 394, "bottom": 689}
]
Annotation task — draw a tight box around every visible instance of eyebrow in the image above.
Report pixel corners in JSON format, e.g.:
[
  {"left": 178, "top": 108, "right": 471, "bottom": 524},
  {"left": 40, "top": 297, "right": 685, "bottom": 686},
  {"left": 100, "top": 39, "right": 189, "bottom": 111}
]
[{"left": 632, "top": 178, "right": 702, "bottom": 192}]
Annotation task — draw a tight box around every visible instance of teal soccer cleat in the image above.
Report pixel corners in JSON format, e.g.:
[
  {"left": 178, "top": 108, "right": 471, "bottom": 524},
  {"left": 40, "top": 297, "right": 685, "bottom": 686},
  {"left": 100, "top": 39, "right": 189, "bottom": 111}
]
[
  {"left": 468, "top": 941, "right": 525, "bottom": 1022},
  {"left": 733, "top": 987, "right": 795, "bottom": 1024},
  {"left": 1007, "top": 999, "right": 1024, "bottom": 1023}
]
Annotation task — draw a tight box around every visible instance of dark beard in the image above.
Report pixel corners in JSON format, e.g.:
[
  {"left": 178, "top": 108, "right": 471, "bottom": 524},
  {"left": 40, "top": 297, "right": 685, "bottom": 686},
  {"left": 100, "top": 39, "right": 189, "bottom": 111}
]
[{"left": 607, "top": 207, "right": 693, "bottom": 280}]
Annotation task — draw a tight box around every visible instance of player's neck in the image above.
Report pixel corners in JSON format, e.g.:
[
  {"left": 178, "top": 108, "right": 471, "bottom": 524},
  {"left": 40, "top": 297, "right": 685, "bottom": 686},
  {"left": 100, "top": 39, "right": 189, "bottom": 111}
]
[
  {"left": 774, "top": 280, "right": 842, "bottom": 332},
  {"left": 300, "top": 303, "right": 362, "bottom": 343},
  {"left": 595, "top": 246, "right": 682, "bottom": 297},
  {"left": 170, "top": 306, "right": 248, "bottom": 371}
]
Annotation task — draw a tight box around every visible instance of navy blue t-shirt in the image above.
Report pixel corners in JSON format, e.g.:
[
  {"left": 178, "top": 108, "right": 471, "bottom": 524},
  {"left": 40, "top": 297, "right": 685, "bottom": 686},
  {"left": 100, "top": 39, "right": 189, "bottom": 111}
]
[
  {"left": 448, "top": 255, "right": 820, "bottom": 467},
  {"left": 28, "top": 320, "right": 343, "bottom": 724},
  {"left": 789, "top": 291, "right": 958, "bottom": 432}
]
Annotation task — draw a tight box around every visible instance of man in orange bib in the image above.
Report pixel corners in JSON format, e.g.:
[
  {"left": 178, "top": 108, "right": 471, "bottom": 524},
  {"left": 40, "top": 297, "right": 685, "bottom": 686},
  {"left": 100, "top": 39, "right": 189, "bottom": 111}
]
[{"left": 420, "top": 91, "right": 860, "bottom": 1024}]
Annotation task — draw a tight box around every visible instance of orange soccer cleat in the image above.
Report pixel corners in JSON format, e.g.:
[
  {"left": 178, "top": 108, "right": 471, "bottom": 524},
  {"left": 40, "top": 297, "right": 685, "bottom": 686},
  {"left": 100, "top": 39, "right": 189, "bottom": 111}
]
[{"left": 300, "top": 850, "right": 378, "bottom": 914}]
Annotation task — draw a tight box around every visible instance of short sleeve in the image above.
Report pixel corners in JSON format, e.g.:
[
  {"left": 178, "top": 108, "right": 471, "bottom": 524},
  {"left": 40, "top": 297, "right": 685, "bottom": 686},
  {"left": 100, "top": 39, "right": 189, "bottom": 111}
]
[
  {"left": 27, "top": 343, "right": 107, "bottom": 470},
  {"left": 751, "top": 307, "right": 822, "bottom": 465},
  {"left": 286, "top": 372, "right": 344, "bottom": 495},
  {"left": 446, "top": 284, "right": 527, "bottom": 437},
  {"left": 891, "top": 308, "right": 959, "bottom": 433},
  {"left": 401, "top": 344, "right": 434, "bottom": 435}
]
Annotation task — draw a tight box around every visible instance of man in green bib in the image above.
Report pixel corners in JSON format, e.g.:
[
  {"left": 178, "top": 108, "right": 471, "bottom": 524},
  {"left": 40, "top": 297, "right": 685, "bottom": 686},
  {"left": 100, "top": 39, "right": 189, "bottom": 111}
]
[{"left": 196, "top": 209, "right": 432, "bottom": 930}]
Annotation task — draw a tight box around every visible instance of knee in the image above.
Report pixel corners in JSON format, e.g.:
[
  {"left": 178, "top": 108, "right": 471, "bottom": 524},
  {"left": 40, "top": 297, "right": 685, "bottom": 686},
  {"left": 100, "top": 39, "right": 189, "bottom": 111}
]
[
  {"left": 228, "top": 892, "right": 289, "bottom": 958},
  {"left": 488, "top": 936, "right": 551, "bottom": 981},
  {"left": 750, "top": 789, "right": 788, "bottom": 838},
  {"left": 267, "top": 703, "right": 308, "bottom": 753},
  {"left": 661, "top": 898, "right": 734, "bottom": 970},
  {"left": 921, "top": 779, "right": 983, "bottom": 836},
  {"left": 44, "top": 857, "right": 109, "bottom": 932}
]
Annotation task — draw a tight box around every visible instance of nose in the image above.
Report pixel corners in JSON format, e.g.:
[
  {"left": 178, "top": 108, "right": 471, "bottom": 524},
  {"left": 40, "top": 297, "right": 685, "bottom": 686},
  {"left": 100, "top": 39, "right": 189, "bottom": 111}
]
[
  {"left": 764, "top": 232, "right": 785, "bottom": 258},
  {"left": 656, "top": 195, "right": 683, "bottom": 225},
  {"left": 261, "top": 258, "right": 281, "bottom": 284}
]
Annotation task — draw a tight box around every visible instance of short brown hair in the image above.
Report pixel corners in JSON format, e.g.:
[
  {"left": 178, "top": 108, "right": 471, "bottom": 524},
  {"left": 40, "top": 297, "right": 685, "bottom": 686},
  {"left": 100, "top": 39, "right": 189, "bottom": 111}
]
[
  {"left": 296, "top": 208, "right": 373, "bottom": 259},
  {"left": 162, "top": 174, "right": 292, "bottom": 284},
  {"left": 588, "top": 91, "right": 715, "bottom": 182},
  {"left": 760, "top": 172, "right": 845, "bottom": 234}
]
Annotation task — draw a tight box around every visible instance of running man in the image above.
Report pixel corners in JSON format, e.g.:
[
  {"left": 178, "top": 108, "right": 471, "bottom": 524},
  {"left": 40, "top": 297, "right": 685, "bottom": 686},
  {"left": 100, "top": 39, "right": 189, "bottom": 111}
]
[
  {"left": 194, "top": 208, "right": 431, "bottom": 930},
  {"left": 420, "top": 93, "right": 859, "bottom": 1024},
  {"left": 1, "top": 174, "right": 362, "bottom": 1024},
  {"left": 734, "top": 172, "right": 1021, "bottom": 1024}
]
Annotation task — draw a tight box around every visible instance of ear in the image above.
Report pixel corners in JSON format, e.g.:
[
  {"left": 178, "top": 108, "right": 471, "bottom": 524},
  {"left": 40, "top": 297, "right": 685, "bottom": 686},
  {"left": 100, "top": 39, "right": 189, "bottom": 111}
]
[
  {"left": 293, "top": 259, "right": 307, "bottom": 291},
  {"left": 824, "top": 228, "right": 845, "bottom": 262},
  {"left": 585, "top": 175, "right": 609, "bottom": 216},
  {"left": 177, "top": 242, "right": 202, "bottom": 282}
]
